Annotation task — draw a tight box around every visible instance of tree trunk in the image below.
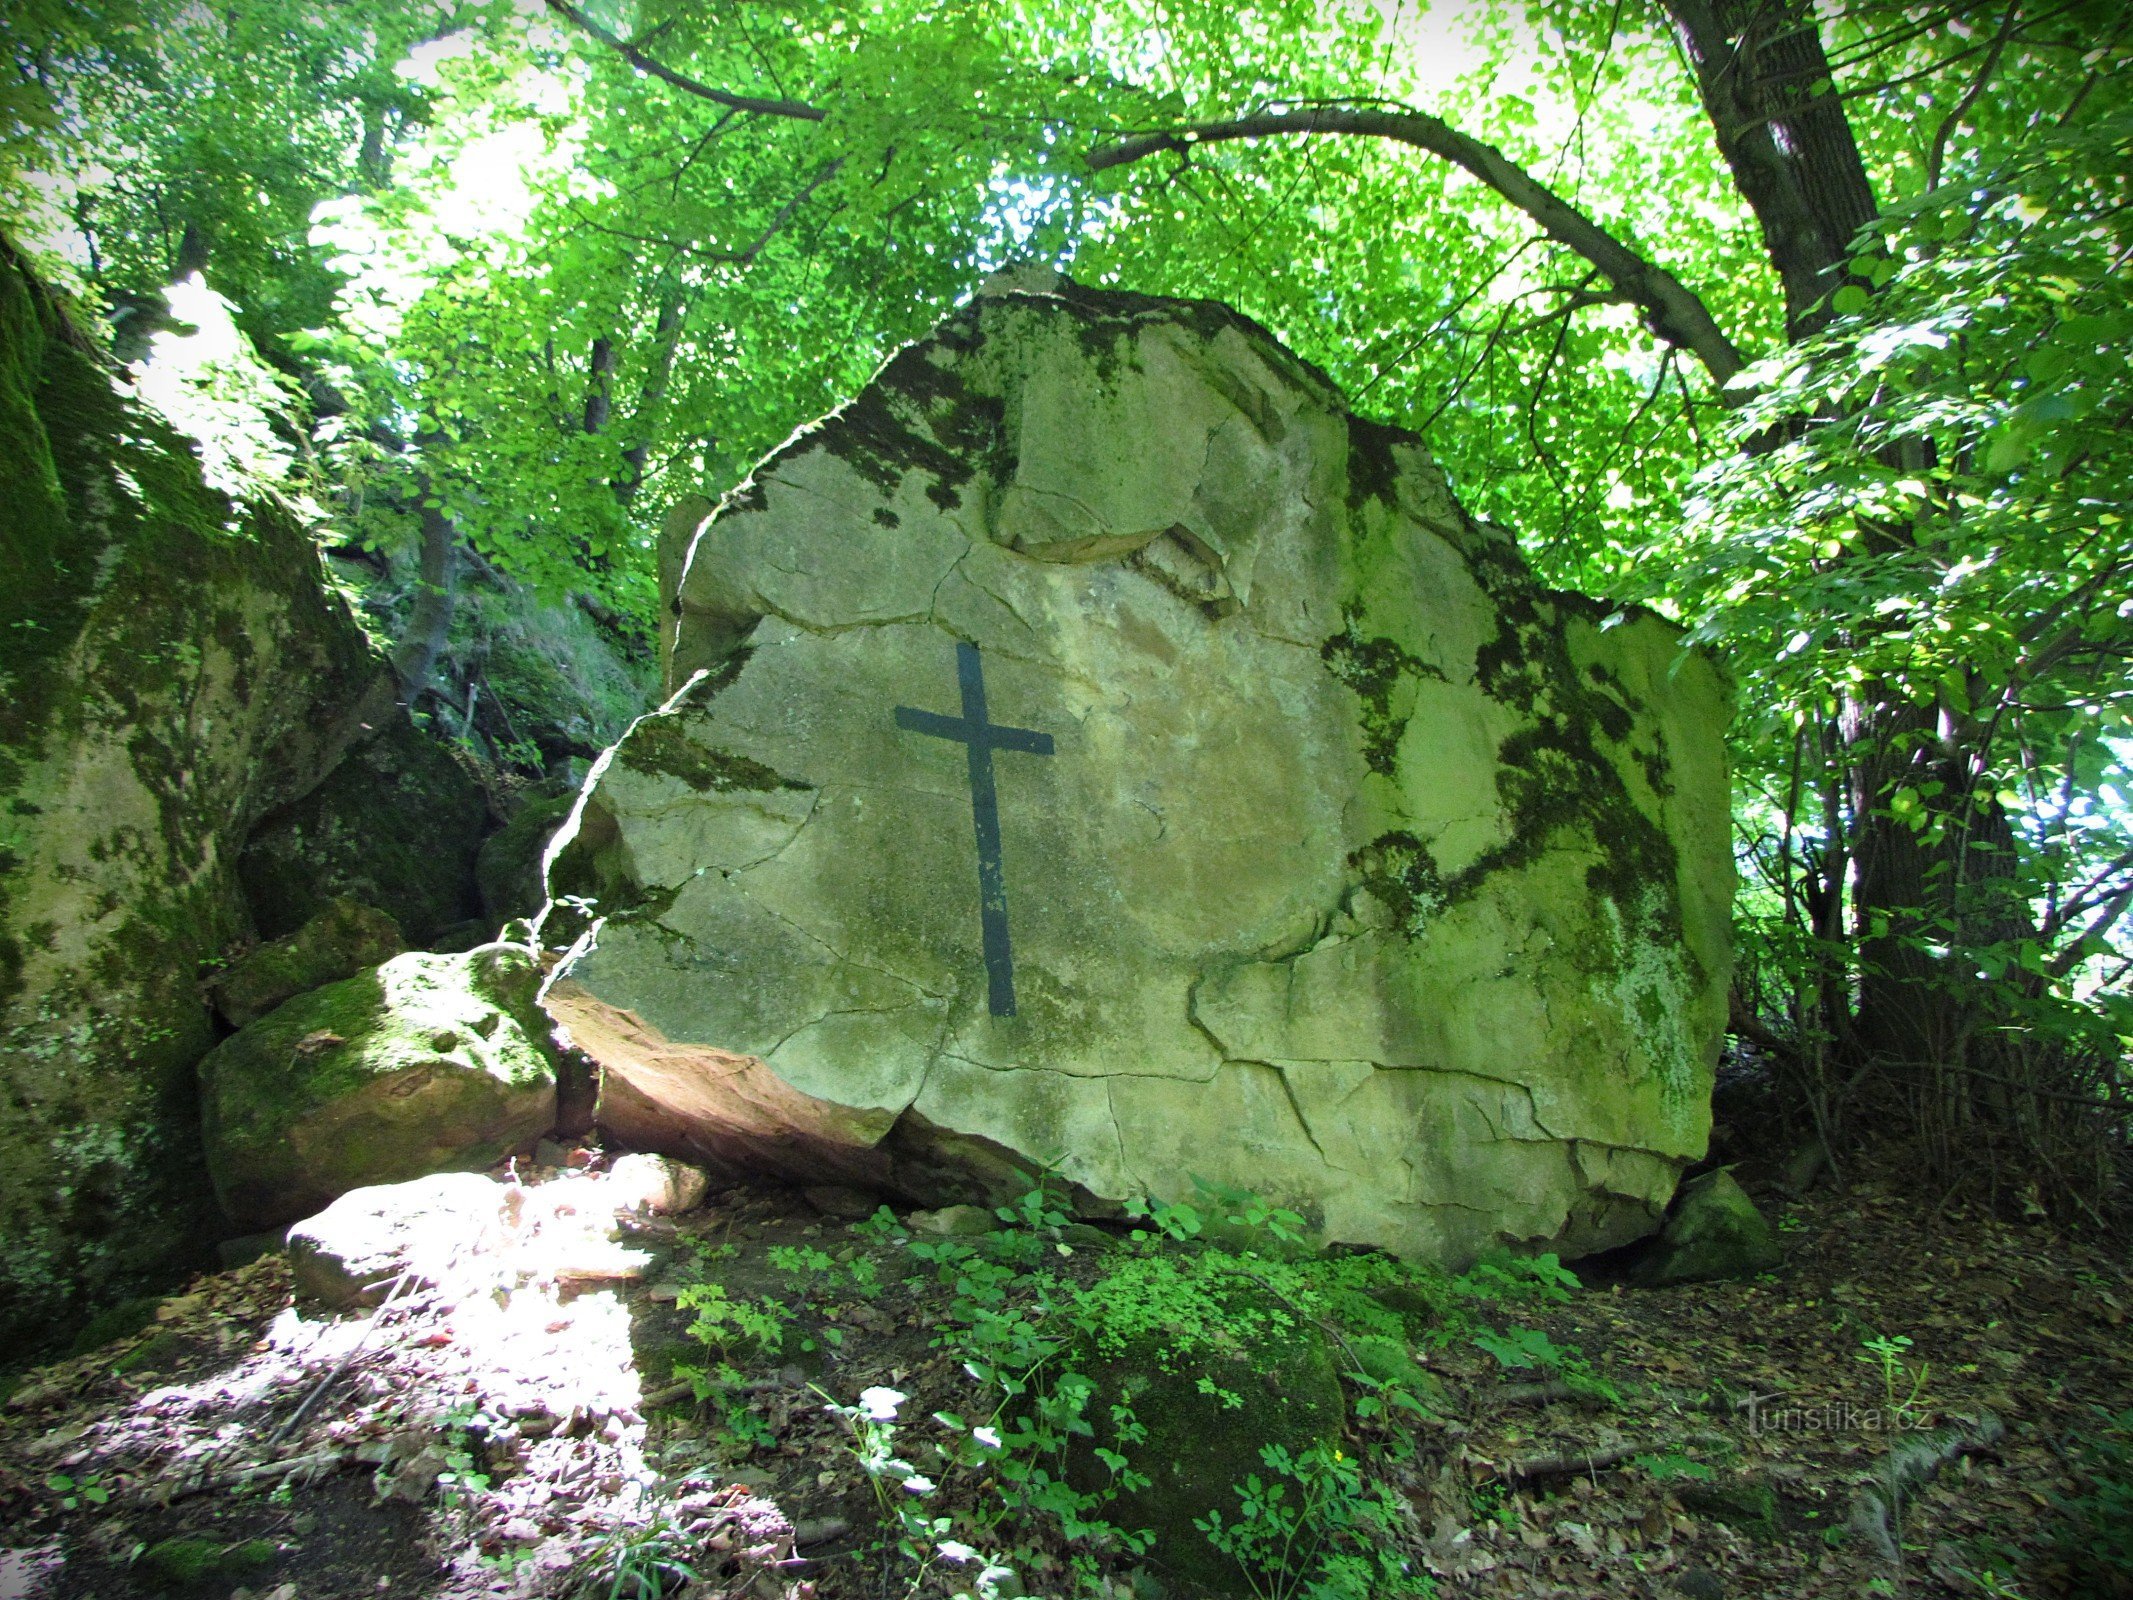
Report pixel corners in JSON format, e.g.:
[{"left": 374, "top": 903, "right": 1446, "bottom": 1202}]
[{"left": 1661, "top": 0, "right": 1880, "bottom": 337}]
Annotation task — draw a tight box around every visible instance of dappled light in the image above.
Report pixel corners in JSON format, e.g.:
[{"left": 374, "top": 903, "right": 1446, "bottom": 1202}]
[{"left": 2, "top": 1, "right": 2130, "bottom": 1596}]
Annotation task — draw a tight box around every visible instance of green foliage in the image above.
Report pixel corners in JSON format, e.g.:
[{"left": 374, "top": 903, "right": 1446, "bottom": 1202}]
[
  {"left": 44, "top": 1469, "right": 110, "bottom": 1511},
  {"left": 1197, "top": 1443, "right": 1426, "bottom": 1600},
  {"left": 2055, "top": 1406, "right": 2133, "bottom": 1586}
]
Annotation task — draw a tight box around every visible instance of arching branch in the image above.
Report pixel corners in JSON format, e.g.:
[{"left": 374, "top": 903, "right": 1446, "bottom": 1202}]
[
  {"left": 1086, "top": 105, "right": 1749, "bottom": 390},
  {"left": 543, "top": 0, "right": 825, "bottom": 122}
]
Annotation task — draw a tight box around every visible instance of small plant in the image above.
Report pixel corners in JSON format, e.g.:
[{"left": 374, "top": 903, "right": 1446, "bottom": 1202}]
[
  {"left": 675, "top": 1281, "right": 792, "bottom": 1363},
  {"left": 436, "top": 1403, "right": 495, "bottom": 1514},
  {"left": 46, "top": 1471, "right": 111, "bottom": 1511},
  {"left": 578, "top": 1489, "right": 699, "bottom": 1600},
  {"left": 1196, "top": 1443, "right": 1426, "bottom": 1600},
  {"left": 822, "top": 1384, "right": 1025, "bottom": 1595},
  {"left": 1857, "top": 1332, "right": 1930, "bottom": 1428}
]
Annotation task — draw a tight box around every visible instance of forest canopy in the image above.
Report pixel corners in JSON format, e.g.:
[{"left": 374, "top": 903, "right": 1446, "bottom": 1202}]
[{"left": 4, "top": 0, "right": 2130, "bottom": 1204}]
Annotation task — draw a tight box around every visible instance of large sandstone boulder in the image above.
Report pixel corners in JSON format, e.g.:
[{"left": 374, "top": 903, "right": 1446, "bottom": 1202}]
[
  {"left": 0, "top": 242, "right": 394, "bottom": 1346},
  {"left": 200, "top": 943, "right": 559, "bottom": 1229},
  {"left": 543, "top": 278, "right": 1732, "bottom": 1264}
]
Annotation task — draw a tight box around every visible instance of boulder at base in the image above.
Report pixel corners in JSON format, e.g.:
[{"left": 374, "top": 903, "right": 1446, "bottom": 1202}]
[
  {"left": 543, "top": 277, "right": 1733, "bottom": 1264},
  {"left": 1627, "top": 1169, "right": 1784, "bottom": 1286},
  {"left": 201, "top": 944, "right": 559, "bottom": 1230},
  {"left": 286, "top": 1171, "right": 510, "bottom": 1309}
]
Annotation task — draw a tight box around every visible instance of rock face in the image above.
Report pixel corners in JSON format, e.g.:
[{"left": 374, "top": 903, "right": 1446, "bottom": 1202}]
[
  {"left": 0, "top": 241, "right": 393, "bottom": 1345},
  {"left": 544, "top": 279, "right": 1732, "bottom": 1264},
  {"left": 200, "top": 944, "right": 559, "bottom": 1230}
]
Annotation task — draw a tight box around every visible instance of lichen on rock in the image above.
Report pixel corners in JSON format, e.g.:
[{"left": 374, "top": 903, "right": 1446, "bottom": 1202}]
[{"left": 544, "top": 278, "right": 1733, "bottom": 1266}]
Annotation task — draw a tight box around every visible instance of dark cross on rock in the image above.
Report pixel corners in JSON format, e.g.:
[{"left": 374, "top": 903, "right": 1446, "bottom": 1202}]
[{"left": 895, "top": 641, "right": 1054, "bottom": 1017}]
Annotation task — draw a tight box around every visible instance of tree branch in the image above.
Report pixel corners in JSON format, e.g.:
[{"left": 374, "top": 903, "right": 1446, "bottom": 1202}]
[
  {"left": 1086, "top": 105, "right": 1748, "bottom": 389},
  {"left": 543, "top": 0, "right": 824, "bottom": 122},
  {"left": 1926, "top": 0, "right": 2021, "bottom": 192}
]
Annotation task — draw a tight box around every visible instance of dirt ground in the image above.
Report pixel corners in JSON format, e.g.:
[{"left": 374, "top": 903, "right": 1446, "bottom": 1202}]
[{"left": 2, "top": 1148, "right": 2128, "bottom": 1600}]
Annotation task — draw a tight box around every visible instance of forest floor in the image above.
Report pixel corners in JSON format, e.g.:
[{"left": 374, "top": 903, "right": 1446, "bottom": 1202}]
[{"left": 2, "top": 1148, "right": 2129, "bottom": 1600}]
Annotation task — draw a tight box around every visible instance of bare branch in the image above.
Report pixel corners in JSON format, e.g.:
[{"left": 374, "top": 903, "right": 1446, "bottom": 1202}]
[
  {"left": 1086, "top": 104, "right": 1748, "bottom": 389},
  {"left": 1927, "top": 1, "right": 2021, "bottom": 192}
]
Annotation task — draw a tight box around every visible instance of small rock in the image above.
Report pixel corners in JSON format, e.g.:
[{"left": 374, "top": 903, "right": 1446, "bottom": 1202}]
[
  {"left": 1672, "top": 1568, "right": 1724, "bottom": 1600},
  {"left": 286, "top": 1172, "right": 509, "bottom": 1309},
  {"left": 606, "top": 1153, "right": 709, "bottom": 1216},
  {"left": 211, "top": 899, "right": 405, "bottom": 1028},
  {"left": 909, "top": 1204, "right": 997, "bottom": 1237},
  {"left": 550, "top": 1241, "right": 656, "bottom": 1282},
  {"left": 1678, "top": 1471, "right": 1777, "bottom": 1538},
  {"left": 1629, "top": 1170, "right": 1784, "bottom": 1287},
  {"left": 533, "top": 1138, "right": 571, "bottom": 1169},
  {"left": 803, "top": 1185, "right": 884, "bottom": 1221}
]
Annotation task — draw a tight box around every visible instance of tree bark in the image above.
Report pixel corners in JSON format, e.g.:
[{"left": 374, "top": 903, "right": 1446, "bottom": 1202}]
[
  {"left": 1660, "top": 0, "right": 1880, "bottom": 337},
  {"left": 388, "top": 499, "right": 456, "bottom": 703}
]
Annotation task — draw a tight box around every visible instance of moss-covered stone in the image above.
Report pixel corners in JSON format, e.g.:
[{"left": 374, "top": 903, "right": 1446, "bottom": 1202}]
[
  {"left": 239, "top": 712, "right": 489, "bottom": 947},
  {"left": 1679, "top": 1471, "right": 1778, "bottom": 1537},
  {"left": 211, "top": 897, "right": 406, "bottom": 1027},
  {"left": 1071, "top": 1286, "right": 1347, "bottom": 1596},
  {"left": 61, "top": 1293, "right": 163, "bottom": 1358},
  {"left": 0, "top": 239, "right": 391, "bottom": 1355},
  {"left": 111, "top": 1328, "right": 190, "bottom": 1374},
  {"left": 135, "top": 1537, "right": 276, "bottom": 1589},
  {"left": 549, "top": 277, "right": 1733, "bottom": 1269},
  {"left": 1629, "top": 1170, "right": 1784, "bottom": 1286},
  {"left": 199, "top": 943, "right": 559, "bottom": 1229},
  {"left": 476, "top": 792, "right": 577, "bottom": 925}
]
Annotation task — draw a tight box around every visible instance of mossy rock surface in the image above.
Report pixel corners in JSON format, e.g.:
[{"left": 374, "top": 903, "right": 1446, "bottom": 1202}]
[
  {"left": 477, "top": 791, "right": 576, "bottom": 924},
  {"left": 211, "top": 897, "right": 405, "bottom": 1027},
  {"left": 547, "top": 280, "right": 1733, "bottom": 1267},
  {"left": 135, "top": 1537, "right": 276, "bottom": 1590},
  {"left": 1629, "top": 1170, "right": 1783, "bottom": 1287},
  {"left": 62, "top": 1294, "right": 163, "bottom": 1358},
  {"left": 1071, "top": 1285, "right": 1346, "bottom": 1596},
  {"left": 239, "top": 713, "right": 489, "bottom": 947},
  {"left": 0, "top": 242, "right": 389, "bottom": 1354},
  {"left": 1679, "top": 1471, "right": 1778, "bottom": 1537},
  {"left": 199, "top": 943, "right": 559, "bottom": 1229}
]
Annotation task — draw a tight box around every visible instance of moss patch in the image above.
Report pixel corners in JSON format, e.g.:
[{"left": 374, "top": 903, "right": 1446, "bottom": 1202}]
[
  {"left": 618, "top": 714, "right": 809, "bottom": 795},
  {"left": 199, "top": 944, "right": 559, "bottom": 1229}
]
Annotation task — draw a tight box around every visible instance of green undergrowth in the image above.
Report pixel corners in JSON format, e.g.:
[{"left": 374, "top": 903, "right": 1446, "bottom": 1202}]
[{"left": 669, "top": 1178, "right": 1608, "bottom": 1600}]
